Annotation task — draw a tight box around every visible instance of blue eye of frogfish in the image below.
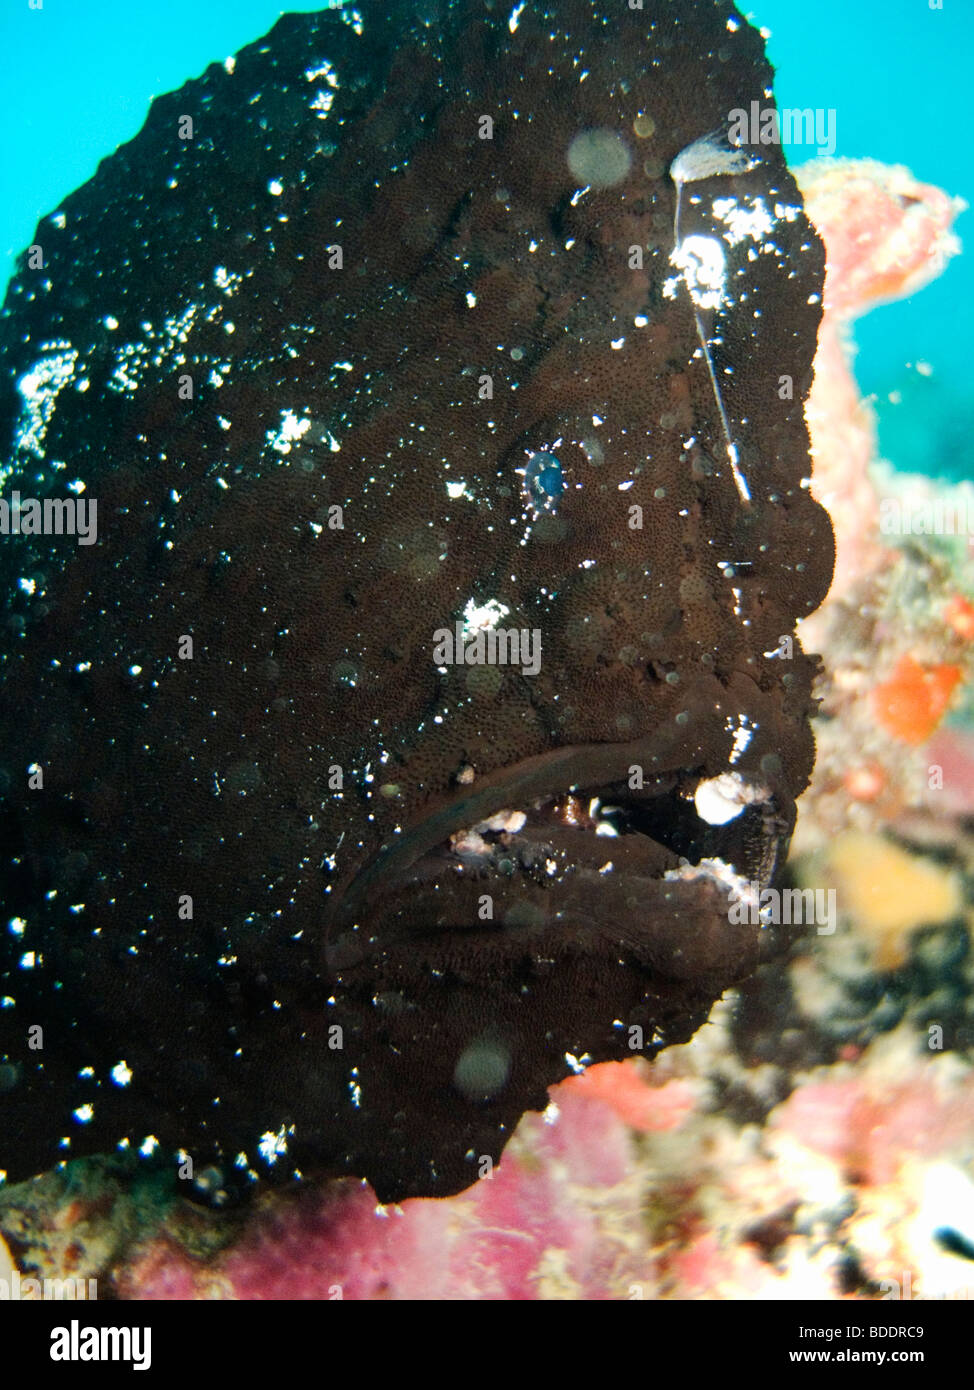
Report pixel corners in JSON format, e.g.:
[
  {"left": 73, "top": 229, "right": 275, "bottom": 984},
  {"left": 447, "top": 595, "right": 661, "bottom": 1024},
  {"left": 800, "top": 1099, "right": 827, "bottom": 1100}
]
[{"left": 520, "top": 449, "right": 565, "bottom": 513}]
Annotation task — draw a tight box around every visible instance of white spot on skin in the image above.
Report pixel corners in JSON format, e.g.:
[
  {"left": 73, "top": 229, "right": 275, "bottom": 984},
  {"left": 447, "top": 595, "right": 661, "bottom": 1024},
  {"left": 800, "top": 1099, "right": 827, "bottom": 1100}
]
[
  {"left": 461, "top": 597, "right": 509, "bottom": 636},
  {"left": 213, "top": 266, "right": 243, "bottom": 295},
  {"left": 111, "top": 1060, "right": 133, "bottom": 1087},
  {"left": 564, "top": 1052, "right": 593, "bottom": 1075},
  {"left": 726, "top": 714, "right": 756, "bottom": 764},
  {"left": 267, "top": 410, "right": 311, "bottom": 454},
  {"left": 14, "top": 349, "right": 79, "bottom": 458},
  {"left": 663, "top": 855, "right": 756, "bottom": 903},
  {"left": 305, "top": 61, "right": 339, "bottom": 84},
  {"left": 712, "top": 195, "right": 775, "bottom": 247},
  {"left": 664, "top": 235, "right": 727, "bottom": 311},
  {"left": 258, "top": 1124, "right": 291, "bottom": 1164}
]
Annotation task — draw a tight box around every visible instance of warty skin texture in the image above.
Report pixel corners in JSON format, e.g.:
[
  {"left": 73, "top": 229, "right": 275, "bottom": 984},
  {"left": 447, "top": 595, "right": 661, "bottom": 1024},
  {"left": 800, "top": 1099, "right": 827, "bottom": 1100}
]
[{"left": 0, "top": 0, "right": 832, "bottom": 1202}]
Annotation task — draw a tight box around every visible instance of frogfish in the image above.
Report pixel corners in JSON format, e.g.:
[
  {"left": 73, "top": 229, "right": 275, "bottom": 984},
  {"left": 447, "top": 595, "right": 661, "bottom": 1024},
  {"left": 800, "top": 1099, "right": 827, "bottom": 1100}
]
[{"left": 0, "top": 0, "right": 833, "bottom": 1203}]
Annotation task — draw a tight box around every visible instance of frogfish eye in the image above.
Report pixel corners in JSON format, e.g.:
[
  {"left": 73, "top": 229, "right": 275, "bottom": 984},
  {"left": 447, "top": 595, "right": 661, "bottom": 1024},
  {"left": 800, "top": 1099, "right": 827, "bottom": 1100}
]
[{"left": 520, "top": 447, "right": 566, "bottom": 512}]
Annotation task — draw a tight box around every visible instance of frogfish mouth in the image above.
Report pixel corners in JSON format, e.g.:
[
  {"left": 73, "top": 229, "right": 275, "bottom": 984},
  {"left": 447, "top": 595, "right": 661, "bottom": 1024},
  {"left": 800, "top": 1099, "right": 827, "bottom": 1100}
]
[{"left": 0, "top": 0, "right": 833, "bottom": 1203}]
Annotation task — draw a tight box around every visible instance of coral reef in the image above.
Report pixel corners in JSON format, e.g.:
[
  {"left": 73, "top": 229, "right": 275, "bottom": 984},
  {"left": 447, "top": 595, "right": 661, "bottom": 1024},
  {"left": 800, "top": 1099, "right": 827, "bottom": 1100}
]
[{"left": 793, "top": 158, "right": 971, "bottom": 848}]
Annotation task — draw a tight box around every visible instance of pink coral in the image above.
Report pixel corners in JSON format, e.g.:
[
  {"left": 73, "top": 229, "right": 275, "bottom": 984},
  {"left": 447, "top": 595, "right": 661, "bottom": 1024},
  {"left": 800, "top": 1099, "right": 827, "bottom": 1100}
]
[
  {"left": 560, "top": 1061, "right": 699, "bottom": 1133},
  {"left": 770, "top": 1062, "right": 974, "bottom": 1190},
  {"left": 798, "top": 158, "right": 964, "bottom": 596},
  {"left": 119, "top": 1084, "right": 656, "bottom": 1300}
]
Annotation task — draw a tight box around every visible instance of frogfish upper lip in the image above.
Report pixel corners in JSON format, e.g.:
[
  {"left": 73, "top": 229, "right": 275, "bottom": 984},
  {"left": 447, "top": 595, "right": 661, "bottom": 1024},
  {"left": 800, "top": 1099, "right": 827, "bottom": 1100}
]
[{"left": 324, "top": 733, "right": 794, "bottom": 971}]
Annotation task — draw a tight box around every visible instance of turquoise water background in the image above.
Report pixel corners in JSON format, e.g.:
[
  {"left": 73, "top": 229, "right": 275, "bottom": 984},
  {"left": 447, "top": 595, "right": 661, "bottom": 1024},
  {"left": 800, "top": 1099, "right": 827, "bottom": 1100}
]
[{"left": 1, "top": 0, "right": 970, "bottom": 480}]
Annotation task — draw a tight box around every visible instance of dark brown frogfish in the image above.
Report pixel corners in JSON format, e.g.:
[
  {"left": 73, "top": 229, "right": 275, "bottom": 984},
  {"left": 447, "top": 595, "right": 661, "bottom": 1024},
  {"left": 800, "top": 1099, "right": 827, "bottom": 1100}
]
[{"left": 0, "top": 0, "right": 833, "bottom": 1204}]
